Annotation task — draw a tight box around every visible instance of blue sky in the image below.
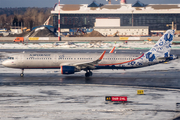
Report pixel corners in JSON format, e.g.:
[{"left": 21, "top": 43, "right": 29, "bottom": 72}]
[{"left": 0, "top": 0, "right": 180, "bottom": 8}]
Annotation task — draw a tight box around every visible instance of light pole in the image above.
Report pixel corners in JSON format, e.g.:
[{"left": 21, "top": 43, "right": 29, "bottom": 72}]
[
  {"left": 166, "top": 21, "right": 176, "bottom": 30},
  {"left": 132, "top": 10, "right": 134, "bottom": 26},
  {"left": 58, "top": 0, "right": 61, "bottom": 41}
]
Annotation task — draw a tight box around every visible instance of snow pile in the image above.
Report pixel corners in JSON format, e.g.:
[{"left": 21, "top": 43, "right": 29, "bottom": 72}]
[
  {"left": 35, "top": 27, "right": 45, "bottom": 32},
  {"left": 27, "top": 26, "right": 57, "bottom": 37}
]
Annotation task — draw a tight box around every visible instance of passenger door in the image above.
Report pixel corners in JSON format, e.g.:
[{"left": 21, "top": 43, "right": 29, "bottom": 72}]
[
  {"left": 19, "top": 54, "right": 24, "bottom": 68},
  {"left": 53, "top": 54, "right": 59, "bottom": 66}
]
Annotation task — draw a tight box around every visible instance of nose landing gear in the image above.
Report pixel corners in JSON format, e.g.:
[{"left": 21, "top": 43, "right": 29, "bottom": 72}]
[{"left": 20, "top": 69, "right": 24, "bottom": 77}]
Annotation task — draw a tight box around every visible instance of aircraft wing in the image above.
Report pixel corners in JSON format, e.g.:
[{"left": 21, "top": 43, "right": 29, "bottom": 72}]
[
  {"left": 61, "top": 51, "right": 106, "bottom": 70},
  {"left": 73, "top": 51, "right": 106, "bottom": 70}
]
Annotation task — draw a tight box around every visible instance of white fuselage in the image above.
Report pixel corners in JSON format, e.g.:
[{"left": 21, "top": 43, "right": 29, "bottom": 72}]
[{"left": 2, "top": 52, "right": 160, "bottom": 70}]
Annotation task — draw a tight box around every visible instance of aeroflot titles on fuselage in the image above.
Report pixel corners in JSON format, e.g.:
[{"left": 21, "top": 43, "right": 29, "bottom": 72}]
[
  {"left": 30, "top": 54, "right": 51, "bottom": 56},
  {"left": 28, "top": 54, "right": 136, "bottom": 60},
  {"left": 29, "top": 54, "right": 65, "bottom": 59}
]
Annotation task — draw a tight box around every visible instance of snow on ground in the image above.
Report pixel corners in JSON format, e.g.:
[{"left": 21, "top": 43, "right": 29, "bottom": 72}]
[
  {"left": 0, "top": 85, "right": 179, "bottom": 120},
  {"left": 1, "top": 41, "right": 180, "bottom": 49}
]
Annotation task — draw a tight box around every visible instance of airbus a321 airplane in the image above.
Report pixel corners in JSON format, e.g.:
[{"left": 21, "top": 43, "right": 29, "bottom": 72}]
[{"left": 2, "top": 30, "right": 178, "bottom": 77}]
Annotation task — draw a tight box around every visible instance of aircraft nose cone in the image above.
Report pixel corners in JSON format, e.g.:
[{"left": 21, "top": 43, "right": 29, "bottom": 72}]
[
  {"left": 2, "top": 60, "right": 8, "bottom": 67},
  {"left": 2, "top": 61, "right": 5, "bottom": 66}
]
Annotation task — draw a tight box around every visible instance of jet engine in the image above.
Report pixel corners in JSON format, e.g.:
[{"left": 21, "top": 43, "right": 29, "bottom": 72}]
[{"left": 61, "top": 66, "right": 75, "bottom": 74}]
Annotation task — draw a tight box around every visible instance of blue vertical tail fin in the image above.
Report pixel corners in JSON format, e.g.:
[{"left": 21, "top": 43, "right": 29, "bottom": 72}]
[{"left": 145, "top": 30, "right": 175, "bottom": 61}]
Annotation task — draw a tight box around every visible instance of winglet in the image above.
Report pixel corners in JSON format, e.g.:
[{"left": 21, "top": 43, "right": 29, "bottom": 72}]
[
  {"left": 109, "top": 47, "right": 115, "bottom": 53},
  {"left": 99, "top": 51, "right": 106, "bottom": 60}
]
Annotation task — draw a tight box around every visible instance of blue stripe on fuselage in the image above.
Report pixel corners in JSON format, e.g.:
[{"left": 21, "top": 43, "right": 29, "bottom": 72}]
[{"left": 95, "top": 66, "right": 141, "bottom": 69}]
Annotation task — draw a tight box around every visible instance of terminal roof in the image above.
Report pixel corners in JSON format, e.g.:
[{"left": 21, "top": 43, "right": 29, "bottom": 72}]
[
  {"left": 88, "top": 1, "right": 103, "bottom": 7},
  {"left": 132, "top": 1, "right": 146, "bottom": 7},
  {"left": 52, "top": 3, "right": 180, "bottom": 14}
]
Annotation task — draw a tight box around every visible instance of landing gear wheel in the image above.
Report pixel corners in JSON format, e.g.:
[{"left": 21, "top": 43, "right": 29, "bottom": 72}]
[
  {"left": 85, "top": 70, "right": 93, "bottom": 77},
  {"left": 89, "top": 71, "right": 93, "bottom": 76},
  {"left": 20, "top": 73, "right": 24, "bottom": 77},
  {"left": 85, "top": 72, "right": 90, "bottom": 77}
]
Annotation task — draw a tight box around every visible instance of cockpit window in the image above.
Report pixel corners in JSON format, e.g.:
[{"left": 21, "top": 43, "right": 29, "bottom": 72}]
[{"left": 8, "top": 57, "right": 14, "bottom": 60}]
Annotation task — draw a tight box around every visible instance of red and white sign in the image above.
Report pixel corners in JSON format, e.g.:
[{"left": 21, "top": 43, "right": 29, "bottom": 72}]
[{"left": 111, "top": 96, "right": 127, "bottom": 102}]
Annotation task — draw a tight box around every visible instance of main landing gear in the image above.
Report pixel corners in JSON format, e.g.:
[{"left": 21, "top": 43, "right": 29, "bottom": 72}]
[
  {"left": 20, "top": 69, "right": 24, "bottom": 77},
  {"left": 85, "top": 70, "right": 93, "bottom": 77}
]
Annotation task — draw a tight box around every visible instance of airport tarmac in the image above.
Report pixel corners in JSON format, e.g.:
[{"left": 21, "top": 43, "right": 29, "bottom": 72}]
[{"left": 0, "top": 49, "right": 180, "bottom": 120}]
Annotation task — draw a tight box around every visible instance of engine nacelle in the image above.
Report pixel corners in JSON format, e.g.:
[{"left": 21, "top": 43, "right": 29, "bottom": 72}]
[{"left": 61, "top": 66, "right": 75, "bottom": 74}]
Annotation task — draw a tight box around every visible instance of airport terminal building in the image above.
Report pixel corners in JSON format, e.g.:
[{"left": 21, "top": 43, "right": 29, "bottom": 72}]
[{"left": 51, "top": 1, "right": 180, "bottom": 33}]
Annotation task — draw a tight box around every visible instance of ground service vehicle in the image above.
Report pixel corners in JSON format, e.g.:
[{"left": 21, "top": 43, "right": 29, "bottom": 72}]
[{"left": 13, "top": 37, "right": 24, "bottom": 42}]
